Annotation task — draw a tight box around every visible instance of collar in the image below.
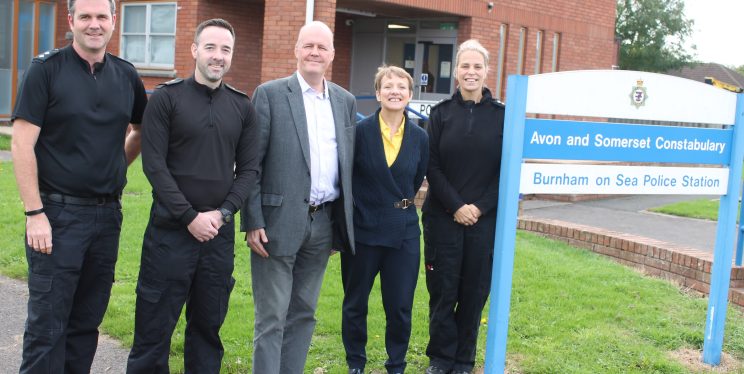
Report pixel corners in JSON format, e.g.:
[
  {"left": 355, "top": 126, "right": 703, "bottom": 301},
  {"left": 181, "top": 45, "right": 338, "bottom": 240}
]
[
  {"left": 68, "top": 44, "right": 107, "bottom": 74},
  {"left": 455, "top": 87, "right": 493, "bottom": 105},
  {"left": 379, "top": 112, "right": 406, "bottom": 137},
  {"left": 188, "top": 75, "right": 224, "bottom": 96},
  {"left": 296, "top": 71, "right": 329, "bottom": 99}
]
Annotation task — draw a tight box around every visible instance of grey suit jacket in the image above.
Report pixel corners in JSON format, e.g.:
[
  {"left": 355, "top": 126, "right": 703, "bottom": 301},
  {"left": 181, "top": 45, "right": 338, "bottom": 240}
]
[{"left": 241, "top": 73, "right": 356, "bottom": 256}]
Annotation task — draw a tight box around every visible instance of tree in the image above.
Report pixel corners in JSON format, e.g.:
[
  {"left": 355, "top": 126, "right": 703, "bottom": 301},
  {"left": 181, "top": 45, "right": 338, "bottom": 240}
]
[
  {"left": 736, "top": 65, "right": 744, "bottom": 77},
  {"left": 616, "top": 0, "right": 695, "bottom": 72}
]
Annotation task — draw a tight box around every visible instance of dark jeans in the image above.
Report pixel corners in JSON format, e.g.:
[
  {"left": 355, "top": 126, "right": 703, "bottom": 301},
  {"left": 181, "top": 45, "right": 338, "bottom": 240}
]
[
  {"left": 341, "top": 239, "right": 420, "bottom": 373},
  {"left": 423, "top": 209, "right": 495, "bottom": 373},
  {"left": 126, "top": 203, "right": 235, "bottom": 374},
  {"left": 20, "top": 199, "right": 122, "bottom": 374}
]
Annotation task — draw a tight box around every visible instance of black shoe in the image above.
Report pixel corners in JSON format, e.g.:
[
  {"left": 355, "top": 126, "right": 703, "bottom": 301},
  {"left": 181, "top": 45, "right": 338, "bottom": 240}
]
[
  {"left": 348, "top": 368, "right": 364, "bottom": 374},
  {"left": 425, "top": 366, "right": 447, "bottom": 374}
]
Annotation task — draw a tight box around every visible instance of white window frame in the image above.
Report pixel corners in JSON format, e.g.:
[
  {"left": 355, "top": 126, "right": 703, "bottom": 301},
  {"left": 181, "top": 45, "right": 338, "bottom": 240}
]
[
  {"left": 552, "top": 32, "right": 561, "bottom": 72},
  {"left": 120, "top": 2, "right": 177, "bottom": 69},
  {"left": 516, "top": 27, "right": 526, "bottom": 75},
  {"left": 534, "top": 30, "right": 543, "bottom": 75},
  {"left": 495, "top": 23, "right": 508, "bottom": 99}
]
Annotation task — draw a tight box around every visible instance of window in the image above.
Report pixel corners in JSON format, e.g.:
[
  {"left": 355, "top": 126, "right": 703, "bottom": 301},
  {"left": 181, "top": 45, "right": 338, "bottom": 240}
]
[
  {"left": 534, "top": 30, "right": 543, "bottom": 74},
  {"left": 551, "top": 32, "right": 561, "bottom": 72},
  {"left": 495, "top": 24, "right": 508, "bottom": 99},
  {"left": 121, "top": 3, "right": 176, "bottom": 69},
  {"left": 516, "top": 27, "right": 526, "bottom": 74}
]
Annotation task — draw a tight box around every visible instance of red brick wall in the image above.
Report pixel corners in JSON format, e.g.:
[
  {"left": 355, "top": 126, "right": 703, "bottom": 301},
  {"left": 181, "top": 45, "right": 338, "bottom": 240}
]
[
  {"left": 333, "top": 14, "right": 353, "bottom": 89},
  {"left": 52, "top": 0, "right": 616, "bottom": 97},
  {"left": 198, "top": 0, "right": 264, "bottom": 94}
]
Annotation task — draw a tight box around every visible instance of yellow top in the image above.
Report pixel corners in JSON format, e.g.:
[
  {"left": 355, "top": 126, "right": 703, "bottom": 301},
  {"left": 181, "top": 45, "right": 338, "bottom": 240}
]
[{"left": 379, "top": 113, "right": 405, "bottom": 167}]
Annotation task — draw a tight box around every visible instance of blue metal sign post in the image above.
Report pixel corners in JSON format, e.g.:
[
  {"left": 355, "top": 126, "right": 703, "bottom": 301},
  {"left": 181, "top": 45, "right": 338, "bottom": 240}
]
[{"left": 483, "top": 71, "right": 744, "bottom": 373}]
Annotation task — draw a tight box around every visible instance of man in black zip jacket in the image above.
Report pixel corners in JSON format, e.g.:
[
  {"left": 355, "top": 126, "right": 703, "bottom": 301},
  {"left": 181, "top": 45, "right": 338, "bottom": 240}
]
[{"left": 126, "top": 18, "right": 258, "bottom": 373}]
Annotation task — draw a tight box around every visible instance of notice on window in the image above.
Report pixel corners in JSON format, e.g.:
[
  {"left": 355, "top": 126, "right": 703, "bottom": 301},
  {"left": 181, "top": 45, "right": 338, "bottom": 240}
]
[{"left": 440, "top": 61, "right": 451, "bottom": 78}]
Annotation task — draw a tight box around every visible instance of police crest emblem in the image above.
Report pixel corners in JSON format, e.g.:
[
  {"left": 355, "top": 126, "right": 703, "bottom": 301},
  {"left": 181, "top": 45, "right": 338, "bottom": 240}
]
[{"left": 629, "top": 79, "right": 648, "bottom": 108}]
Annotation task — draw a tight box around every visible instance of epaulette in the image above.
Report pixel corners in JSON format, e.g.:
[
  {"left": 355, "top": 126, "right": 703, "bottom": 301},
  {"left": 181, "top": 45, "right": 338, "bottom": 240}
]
[
  {"left": 106, "top": 52, "right": 136, "bottom": 68},
  {"left": 155, "top": 78, "right": 184, "bottom": 89},
  {"left": 32, "top": 49, "right": 61, "bottom": 63},
  {"left": 431, "top": 96, "right": 452, "bottom": 110},
  {"left": 225, "top": 83, "right": 249, "bottom": 98},
  {"left": 490, "top": 98, "right": 506, "bottom": 108}
]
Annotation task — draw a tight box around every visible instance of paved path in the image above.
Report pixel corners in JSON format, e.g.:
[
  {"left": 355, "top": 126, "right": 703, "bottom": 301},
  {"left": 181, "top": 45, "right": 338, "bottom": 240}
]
[
  {"left": 0, "top": 276, "right": 129, "bottom": 373},
  {"left": 522, "top": 194, "right": 720, "bottom": 253}
]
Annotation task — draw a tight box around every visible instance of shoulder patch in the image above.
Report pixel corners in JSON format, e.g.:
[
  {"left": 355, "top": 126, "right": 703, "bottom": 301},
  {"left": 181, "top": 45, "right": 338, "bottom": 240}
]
[
  {"left": 32, "top": 49, "right": 61, "bottom": 63},
  {"left": 155, "top": 78, "right": 184, "bottom": 88},
  {"left": 225, "top": 83, "right": 249, "bottom": 98}
]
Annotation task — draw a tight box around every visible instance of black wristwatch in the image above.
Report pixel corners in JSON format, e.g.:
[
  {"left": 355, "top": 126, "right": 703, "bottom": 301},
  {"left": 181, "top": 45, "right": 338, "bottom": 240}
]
[{"left": 218, "top": 208, "right": 233, "bottom": 224}]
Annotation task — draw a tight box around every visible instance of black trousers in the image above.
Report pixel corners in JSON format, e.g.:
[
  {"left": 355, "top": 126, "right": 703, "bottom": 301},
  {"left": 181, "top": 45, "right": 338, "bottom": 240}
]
[
  {"left": 423, "top": 208, "right": 496, "bottom": 373},
  {"left": 126, "top": 205, "right": 235, "bottom": 374},
  {"left": 341, "top": 239, "right": 420, "bottom": 373},
  {"left": 20, "top": 199, "right": 122, "bottom": 374}
]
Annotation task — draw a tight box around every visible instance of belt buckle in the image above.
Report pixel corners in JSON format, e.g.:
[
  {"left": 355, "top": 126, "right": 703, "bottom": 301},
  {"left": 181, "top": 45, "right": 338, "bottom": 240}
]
[
  {"left": 309, "top": 203, "right": 321, "bottom": 214},
  {"left": 394, "top": 199, "right": 413, "bottom": 209}
]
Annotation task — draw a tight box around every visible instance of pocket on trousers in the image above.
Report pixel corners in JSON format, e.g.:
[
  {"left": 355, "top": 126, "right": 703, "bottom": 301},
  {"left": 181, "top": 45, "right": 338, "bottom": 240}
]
[
  {"left": 135, "top": 277, "right": 166, "bottom": 304},
  {"left": 218, "top": 277, "right": 237, "bottom": 326},
  {"left": 26, "top": 272, "right": 56, "bottom": 334}
]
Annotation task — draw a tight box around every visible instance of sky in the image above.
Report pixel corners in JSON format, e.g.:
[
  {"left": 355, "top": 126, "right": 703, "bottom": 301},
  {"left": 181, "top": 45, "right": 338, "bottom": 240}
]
[{"left": 683, "top": 0, "right": 744, "bottom": 67}]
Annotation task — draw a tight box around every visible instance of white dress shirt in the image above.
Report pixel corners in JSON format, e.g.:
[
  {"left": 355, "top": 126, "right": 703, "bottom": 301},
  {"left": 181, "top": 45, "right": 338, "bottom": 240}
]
[{"left": 297, "top": 72, "right": 340, "bottom": 205}]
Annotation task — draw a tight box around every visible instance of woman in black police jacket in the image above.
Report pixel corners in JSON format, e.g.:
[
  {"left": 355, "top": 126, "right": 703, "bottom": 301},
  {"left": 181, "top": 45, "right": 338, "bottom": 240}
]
[
  {"left": 341, "top": 65, "right": 428, "bottom": 374},
  {"left": 423, "top": 39, "right": 505, "bottom": 374}
]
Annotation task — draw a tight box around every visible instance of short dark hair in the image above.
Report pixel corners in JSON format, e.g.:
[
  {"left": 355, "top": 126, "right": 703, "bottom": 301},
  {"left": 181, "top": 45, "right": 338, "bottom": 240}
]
[
  {"left": 194, "top": 18, "right": 235, "bottom": 44},
  {"left": 68, "top": 0, "right": 116, "bottom": 16}
]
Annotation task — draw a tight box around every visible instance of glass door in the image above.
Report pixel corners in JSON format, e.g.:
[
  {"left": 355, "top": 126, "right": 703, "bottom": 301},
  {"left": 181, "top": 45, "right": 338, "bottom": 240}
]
[{"left": 414, "top": 38, "right": 455, "bottom": 101}]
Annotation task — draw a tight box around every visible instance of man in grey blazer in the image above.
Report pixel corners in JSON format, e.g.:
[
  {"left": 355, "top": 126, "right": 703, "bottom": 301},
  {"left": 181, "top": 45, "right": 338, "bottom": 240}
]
[{"left": 241, "top": 21, "right": 356, "bottom": 374}]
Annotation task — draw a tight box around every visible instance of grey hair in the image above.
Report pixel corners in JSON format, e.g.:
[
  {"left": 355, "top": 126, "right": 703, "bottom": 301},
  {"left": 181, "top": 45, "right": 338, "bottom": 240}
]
[
  {"left": 454, "top": 39, "right": 490, "bottom": 69},
  {"left": 68, "top": 0, "right": 116, "bottom": 16}
]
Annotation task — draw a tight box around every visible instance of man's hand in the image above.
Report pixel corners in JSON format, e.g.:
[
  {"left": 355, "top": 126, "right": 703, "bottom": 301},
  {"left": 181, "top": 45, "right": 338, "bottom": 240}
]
[
  {"left": 246, "top": 228, "right": 269, "bottom": 258},
  {"left": 187, "top": 212, "right": 220, "bottom": 242},
  {"left": 453, "top": 204, "right": 478, "bottom": 226},
  {"left": 26, "top": 213, "right": 53, "bottom": 254}
]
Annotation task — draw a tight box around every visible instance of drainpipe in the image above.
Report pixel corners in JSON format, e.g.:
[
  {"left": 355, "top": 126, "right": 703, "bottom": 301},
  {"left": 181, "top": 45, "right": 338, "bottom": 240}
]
[{"left": 306, "top": 0, "right": 314, "bottom": 24}]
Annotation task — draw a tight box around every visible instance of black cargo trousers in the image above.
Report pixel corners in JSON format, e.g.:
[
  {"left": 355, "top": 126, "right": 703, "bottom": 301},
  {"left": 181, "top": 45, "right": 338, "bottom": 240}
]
[
  {"left": 21, "top": 196, "right": 122, "bottom": 374},
  {"left": 423, "top": 208, "right": 496, "bottom": 373},
  {"left": 126, "top": 200, "right": 236, "bottom": 374}
]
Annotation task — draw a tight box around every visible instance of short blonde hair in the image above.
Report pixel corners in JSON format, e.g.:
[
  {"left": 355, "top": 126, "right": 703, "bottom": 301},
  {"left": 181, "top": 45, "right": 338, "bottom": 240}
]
[
  {"left": 455, "top": 39, "right": 490, "bottom": 69},
  {"left": 374, "top": 65, "right": 414, "bottom": 93}
]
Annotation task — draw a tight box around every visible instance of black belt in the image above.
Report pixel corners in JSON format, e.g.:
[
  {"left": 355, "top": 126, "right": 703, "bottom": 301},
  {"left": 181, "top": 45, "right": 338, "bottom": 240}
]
[
  {"left": 41, "top": 192, "right": 121, "bottom": 206},
  {"left": 393, "top": 198, "right": 414, "bottom": 209},
  {"left": 309, "top": 201, "right": 332, "bottom": 214}
]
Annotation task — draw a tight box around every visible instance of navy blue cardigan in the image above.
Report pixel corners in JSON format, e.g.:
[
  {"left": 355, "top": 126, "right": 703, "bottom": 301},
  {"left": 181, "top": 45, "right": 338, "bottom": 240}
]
[{"left": 353, "top": 110, "right": 429, "bottom": 249}]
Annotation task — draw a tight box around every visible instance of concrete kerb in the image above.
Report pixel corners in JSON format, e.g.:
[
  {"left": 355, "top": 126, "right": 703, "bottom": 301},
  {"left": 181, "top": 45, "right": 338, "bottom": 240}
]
[{"left": 518, "top": 215, "right": 744, "bottom": 308}]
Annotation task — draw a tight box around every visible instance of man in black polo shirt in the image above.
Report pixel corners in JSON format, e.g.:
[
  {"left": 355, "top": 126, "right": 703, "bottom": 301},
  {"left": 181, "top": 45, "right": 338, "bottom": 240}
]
[
  {"left": 10, "top": 0, "right": 147, "bottom": 372},
  {"left": 125, "top": 18, "right": 258, "bottom": 373}
]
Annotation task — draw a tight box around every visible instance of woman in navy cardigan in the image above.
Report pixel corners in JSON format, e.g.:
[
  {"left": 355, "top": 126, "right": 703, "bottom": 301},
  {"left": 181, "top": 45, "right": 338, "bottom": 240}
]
[{"left": 341, "top": 65, "right": 429, "bottom": 374}]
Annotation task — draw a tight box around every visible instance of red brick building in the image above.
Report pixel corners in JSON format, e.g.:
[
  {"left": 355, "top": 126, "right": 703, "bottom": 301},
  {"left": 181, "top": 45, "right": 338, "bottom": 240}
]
[{"left": 1, "top": 0, "right": 617, "bottom": 119}]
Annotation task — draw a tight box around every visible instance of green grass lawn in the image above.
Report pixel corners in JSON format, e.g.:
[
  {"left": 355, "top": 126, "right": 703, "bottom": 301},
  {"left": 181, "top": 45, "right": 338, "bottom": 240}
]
[
  {"left": 2, "top": 160, "right": 744, "bottom": 373},
  {"left": 649, "top": 198, "right": 735, "bottom": 221},
  {"left": 0, "top": 134, "right": 10, "bottom": 151}
]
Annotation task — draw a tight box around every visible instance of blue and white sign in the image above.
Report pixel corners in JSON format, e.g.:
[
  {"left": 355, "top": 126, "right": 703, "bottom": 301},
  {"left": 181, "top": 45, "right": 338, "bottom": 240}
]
[
  {"left": 520, "top": 164, "right": 728, "bottom": 195},
  {"left": 524, "top": 119, "right": 733, "bottom": 164},
  {"left": 483, "top": 70, "right": 744, "bottom": 374},
  {"left": 420, "top": 73, "right": 429, "bottom": 86}
]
